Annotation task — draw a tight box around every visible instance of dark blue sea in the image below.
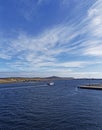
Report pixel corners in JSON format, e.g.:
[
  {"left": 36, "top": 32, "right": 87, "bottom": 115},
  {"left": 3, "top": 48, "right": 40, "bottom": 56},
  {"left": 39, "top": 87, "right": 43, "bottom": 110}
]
[{"left": 0, "top": 79, "right": 102, "bottom": 130}]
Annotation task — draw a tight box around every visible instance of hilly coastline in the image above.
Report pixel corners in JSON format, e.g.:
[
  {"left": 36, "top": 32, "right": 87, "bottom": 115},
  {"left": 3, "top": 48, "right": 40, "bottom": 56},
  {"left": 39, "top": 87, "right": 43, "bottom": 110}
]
[{"left": 0, "top": 76, "right": 74, "bottom": 84}]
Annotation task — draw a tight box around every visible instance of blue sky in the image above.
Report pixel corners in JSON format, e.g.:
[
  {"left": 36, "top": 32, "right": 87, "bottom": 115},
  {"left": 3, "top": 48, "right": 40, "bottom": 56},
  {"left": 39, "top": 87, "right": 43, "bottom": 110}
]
[{"left": 0, "top": 0, "right": 102, "bottom": 78}]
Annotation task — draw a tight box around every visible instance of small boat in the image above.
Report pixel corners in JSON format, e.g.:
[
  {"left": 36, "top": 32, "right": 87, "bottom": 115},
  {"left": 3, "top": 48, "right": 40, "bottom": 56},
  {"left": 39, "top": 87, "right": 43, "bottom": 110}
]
[{"left": 47, "top": 82, "right": 54, "bottom": 86}]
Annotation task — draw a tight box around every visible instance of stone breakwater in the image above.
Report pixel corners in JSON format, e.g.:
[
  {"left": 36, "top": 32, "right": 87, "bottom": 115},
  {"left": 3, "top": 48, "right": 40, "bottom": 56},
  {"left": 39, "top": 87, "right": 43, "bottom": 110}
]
[{"left": 79, "top": 84, "right": 102, "bottom": 90}]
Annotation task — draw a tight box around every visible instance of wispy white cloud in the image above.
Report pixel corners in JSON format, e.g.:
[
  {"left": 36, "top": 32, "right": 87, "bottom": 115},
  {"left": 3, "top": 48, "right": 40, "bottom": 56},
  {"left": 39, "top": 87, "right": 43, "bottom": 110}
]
[
  {"left": 2, "top": 24, "right": 77, "bottom": 59},
  {"left": 0, "top": 53, "right": 11, "bottom": 60},
  {"left": 0, "top": 24, "right": 90, "bottom": 75},
  {"left": 0, "top": 23, "right": 79, "bottom": 74},
  {"left": 0, "top": 0, "right": 102, "bottom": 77},
  {"left": 82, "top": 0, "right": 102, "bottom": 56},
  {"left": 18, "top": 0, "right": 50, "bottom": 21}
]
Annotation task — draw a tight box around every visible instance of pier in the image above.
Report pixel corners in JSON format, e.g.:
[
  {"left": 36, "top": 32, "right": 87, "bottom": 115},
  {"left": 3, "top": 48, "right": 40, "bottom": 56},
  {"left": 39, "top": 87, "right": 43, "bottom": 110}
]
[{"left": 79, "top": 84, "right": 102, "bottom": 90}]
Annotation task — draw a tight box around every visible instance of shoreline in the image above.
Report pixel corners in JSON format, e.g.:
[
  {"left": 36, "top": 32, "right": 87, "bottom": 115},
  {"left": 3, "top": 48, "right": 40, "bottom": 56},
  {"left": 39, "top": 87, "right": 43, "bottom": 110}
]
[
  {"left": 0, "top": 77, "right": 102, "bottom": 84},
  {"left": 0, "top": 77, "right": 74, "bottom": 84},
  {"left": 0, "top": 78, "right": 45, "bottom": 84}
]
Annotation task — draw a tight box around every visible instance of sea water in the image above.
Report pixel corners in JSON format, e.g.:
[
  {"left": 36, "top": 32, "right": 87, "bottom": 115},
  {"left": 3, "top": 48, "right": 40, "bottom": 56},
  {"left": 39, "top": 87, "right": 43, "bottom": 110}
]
[{"left": 0, "top": 79, "right": 102, "bottom": 130}]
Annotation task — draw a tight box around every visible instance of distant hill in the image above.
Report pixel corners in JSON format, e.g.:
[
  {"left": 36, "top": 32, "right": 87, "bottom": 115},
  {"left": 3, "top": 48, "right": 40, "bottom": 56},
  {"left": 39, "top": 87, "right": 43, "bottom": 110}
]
[
  {"left": 45, "top": 76, "right": 74, "bottom": 80},
  {"left": 46, "top": 76, "right": 61, "bottom": 79}
]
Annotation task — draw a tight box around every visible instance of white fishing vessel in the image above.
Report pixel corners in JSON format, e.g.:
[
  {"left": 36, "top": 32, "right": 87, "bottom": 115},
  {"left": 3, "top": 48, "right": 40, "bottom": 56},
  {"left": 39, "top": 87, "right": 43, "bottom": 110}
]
[{"left": 47, "top": 82, "right": 54, "bottom": 86}]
